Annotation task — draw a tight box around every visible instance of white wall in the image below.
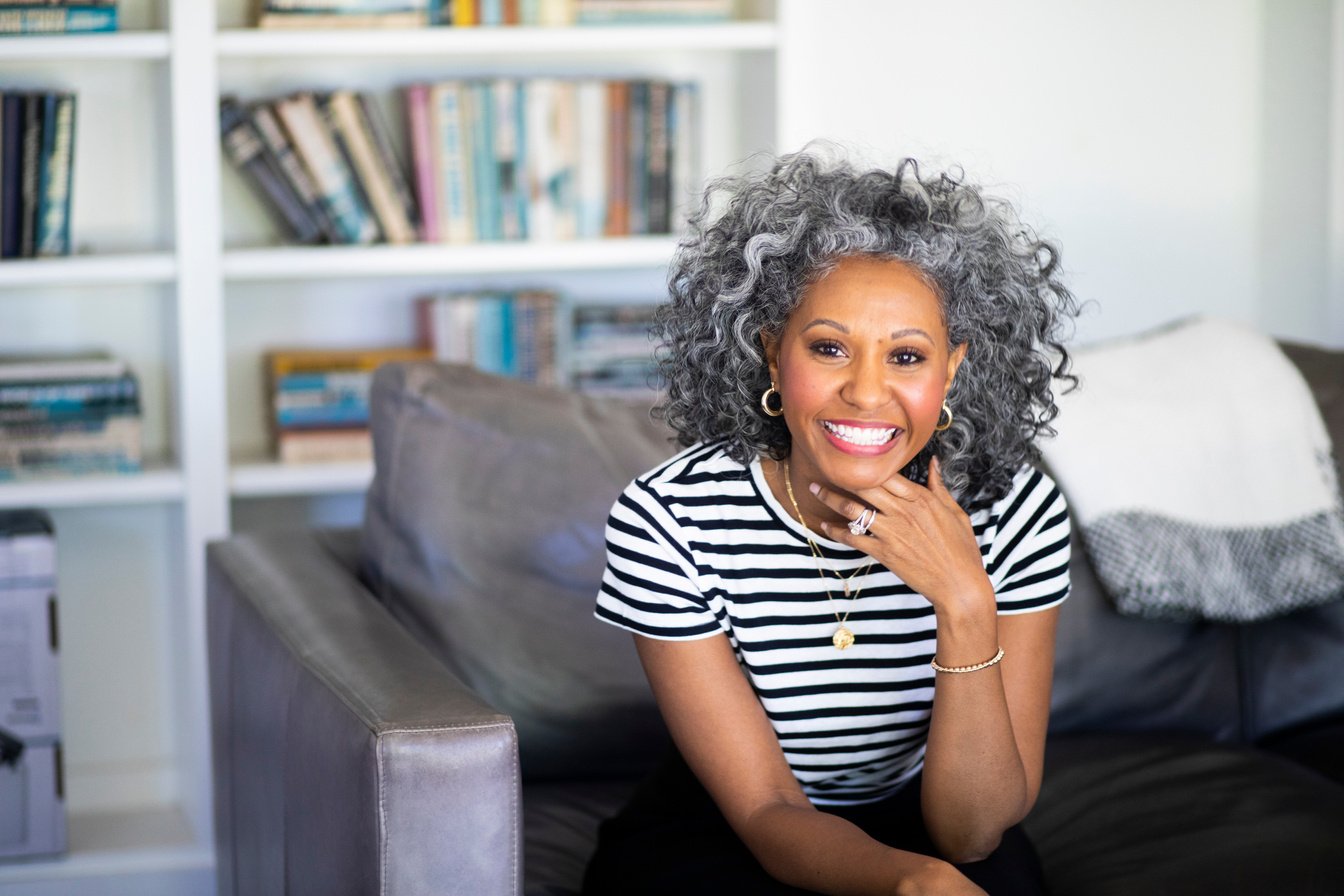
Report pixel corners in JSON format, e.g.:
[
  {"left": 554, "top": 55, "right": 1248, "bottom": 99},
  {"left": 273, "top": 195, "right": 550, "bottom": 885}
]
[{"left": 776, "top": 0, "right": 1342, "bottom": 348}]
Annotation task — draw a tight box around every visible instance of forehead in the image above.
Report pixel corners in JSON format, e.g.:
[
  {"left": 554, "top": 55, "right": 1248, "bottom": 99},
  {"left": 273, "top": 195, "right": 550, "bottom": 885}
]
[{"left": 791, "top": 255, "right": 945, "bottom": 335}]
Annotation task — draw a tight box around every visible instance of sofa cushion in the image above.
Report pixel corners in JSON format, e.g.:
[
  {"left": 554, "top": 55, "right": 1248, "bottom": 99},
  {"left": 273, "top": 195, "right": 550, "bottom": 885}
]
[
  {"left": 1047, "top": 532, "right": 1241, "bottom": 740},
  {"left": 1025, "top": 732, "right": 1344, "bottom": 896},
  {"left": 360, "top": 362, "right": 676, "bottom": 780}
]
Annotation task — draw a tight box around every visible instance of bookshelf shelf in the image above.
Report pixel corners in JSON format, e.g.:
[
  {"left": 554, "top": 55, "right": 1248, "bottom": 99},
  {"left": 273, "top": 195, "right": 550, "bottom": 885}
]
[
  {"left": 0, "top": 462, "right": 184, "bottom": 510},
  {"left": 0, "top": 805, "right": 212, "bottom": 893},
  {"left": 230, "top": 458, "right": 373, "bottom": 497},
  {"left": 0, "top": 31, "right": 171, "bottom": 61},
  {"left": 222, "top": 236, "right": 680, "bottom": 280},
  {"left": 215, "top": 21, "right": 778, "bottom": 58},
  {"left": 0, "top": 252, "right": 177, "bottom": 288}
]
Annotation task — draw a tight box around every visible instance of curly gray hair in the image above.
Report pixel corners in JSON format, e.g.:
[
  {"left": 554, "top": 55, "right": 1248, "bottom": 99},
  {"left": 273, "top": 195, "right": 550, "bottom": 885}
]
[{"left": 653, "top": 149, "right": 1079, "bottom": 511}]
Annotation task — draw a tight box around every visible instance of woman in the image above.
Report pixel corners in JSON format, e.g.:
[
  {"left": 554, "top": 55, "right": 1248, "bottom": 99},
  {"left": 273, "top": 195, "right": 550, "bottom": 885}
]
[{"left": 585, "top": 150, "right": 1078, "bottom": 895}]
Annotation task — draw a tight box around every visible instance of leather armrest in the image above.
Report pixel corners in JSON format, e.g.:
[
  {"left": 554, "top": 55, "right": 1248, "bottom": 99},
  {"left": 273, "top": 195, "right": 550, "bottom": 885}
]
[{"left": 208, "top": 531, "right": 521, "bottom": 896}]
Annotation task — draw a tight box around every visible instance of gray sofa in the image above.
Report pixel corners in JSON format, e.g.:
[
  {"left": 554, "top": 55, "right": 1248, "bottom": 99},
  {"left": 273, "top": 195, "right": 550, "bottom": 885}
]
[{"left": 207, "top": 340, "right": 1344, "bottom": 896}]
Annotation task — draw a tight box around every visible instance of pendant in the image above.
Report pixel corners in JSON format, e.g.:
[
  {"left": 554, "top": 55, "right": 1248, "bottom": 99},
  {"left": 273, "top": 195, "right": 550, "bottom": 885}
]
[{"left": 832, "top": 625, "right": 855, "bottom": 650}]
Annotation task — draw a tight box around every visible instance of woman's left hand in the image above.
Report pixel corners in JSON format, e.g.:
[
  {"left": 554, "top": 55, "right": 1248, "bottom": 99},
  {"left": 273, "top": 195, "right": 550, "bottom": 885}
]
[{"left": 812, "top": 456, "right": 991, "bottom": 616}]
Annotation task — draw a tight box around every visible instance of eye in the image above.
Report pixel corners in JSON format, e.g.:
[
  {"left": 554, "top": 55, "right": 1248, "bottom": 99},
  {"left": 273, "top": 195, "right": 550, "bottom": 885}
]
[
  {"left": 809, "top": 339, "right": 845, "bottom": 358},
  {"left": 891, "top": 348, "right": 926, "bottom": 366}
]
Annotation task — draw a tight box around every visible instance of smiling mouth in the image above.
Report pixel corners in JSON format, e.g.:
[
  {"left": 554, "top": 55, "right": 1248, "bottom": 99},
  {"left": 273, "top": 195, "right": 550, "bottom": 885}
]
[{"left": 822, "top": 421, "right": 899, "bottom": 447}]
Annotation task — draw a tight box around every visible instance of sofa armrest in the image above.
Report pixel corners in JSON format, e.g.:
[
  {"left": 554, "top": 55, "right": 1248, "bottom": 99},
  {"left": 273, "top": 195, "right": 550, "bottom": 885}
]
[{"left": 208, "top": 531, "right": 520, "bottom": 896}]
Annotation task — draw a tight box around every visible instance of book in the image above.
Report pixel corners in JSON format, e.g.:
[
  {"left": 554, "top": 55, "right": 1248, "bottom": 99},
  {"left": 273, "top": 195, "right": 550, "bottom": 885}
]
[
  {"left": 645, "top": 80, "right": 670, "bottom": 235},
  {"left": 325, "top": 90, "right": 416, "bottom": 244},
  {"left": 574, "top": 0, "right": 729, "bottom": 24},
  {"left": 603, "top": 80, "right": 630, "bottom": 237},
  {"left": 427, "top": 81, "right": 475, "bottom": 243},
  {"left": 357, "top": 93, "right": 419, "bottom": 242},
  {"left": 266, "top": 346, "right": 431, "bottom": 379},
  {"left": 249, "top": 101, "right": 339, "bottom": 243},
  {"left": 276, "top": 428, "right": 372, "bottom": 464},
  {"left": 523, "top": 79, "right": 578, "bottom": 242},
  {"left": 219, "top": 97, "right": 324, "bottom": 245},
  {"left": 261, "top": 0, "right": 431, "bottom": 10},
  {"left": 0, "top": 414, "right": 142, "bottom": 479},
  {"left": 317, "top": 92, "right": 383, "bottom": 243},
  {"left": 625, "top": 81, "right": 648, "bottom": 236},
  {"left": 669, "top": 81, "right": 697, "bottom": 229},
  {"left": 34, "top": 91, "right": 74, "bottom": 257},
  {"left": 0, "top": 5, "right": 117, "bottom": 33},
  {"left": 0, "top": 351, "right": 128, "bottom": 382},
  {"left": 466, "top": 82, "right": 501, "bottom": 241},
  {"left": 416, "top": 290, "right": 557, "bottom": 383},
  {"left": 0, "top": 92, "right": 24, "bottom": 259},
  {"left": 492, "top": 79, "right": 526, "bottom": 240},
  {"left": 273, "top": 92, "right": 379, "bottom": 245},
  {"left": 257, "top": 11, "right": 430, "bottom": 28},
  {"left": 404, "top": 84, "right": 440, "bottom": 241},
  {"left": 18, "top": 92, "right": 43, "bottom": 258},
  {"left": 574, "top": 79, "right": 608, "bottom": 238}
]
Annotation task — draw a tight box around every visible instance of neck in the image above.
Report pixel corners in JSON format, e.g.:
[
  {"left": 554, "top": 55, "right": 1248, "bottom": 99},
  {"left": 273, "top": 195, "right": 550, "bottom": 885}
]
[{"left": 771, "top": 458, "right": 850, "bottom": 531}]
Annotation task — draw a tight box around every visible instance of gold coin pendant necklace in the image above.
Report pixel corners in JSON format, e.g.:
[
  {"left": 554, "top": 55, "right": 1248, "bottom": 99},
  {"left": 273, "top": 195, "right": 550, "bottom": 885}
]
[{"left": 782, "top": 462, "right": 874, "bottom": 650}]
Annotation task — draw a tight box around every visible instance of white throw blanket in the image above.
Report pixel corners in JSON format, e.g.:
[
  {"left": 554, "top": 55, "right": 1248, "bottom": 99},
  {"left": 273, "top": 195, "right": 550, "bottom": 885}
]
[{"left": 1040, "top": 316, "right": 1344, "bottom": 621}]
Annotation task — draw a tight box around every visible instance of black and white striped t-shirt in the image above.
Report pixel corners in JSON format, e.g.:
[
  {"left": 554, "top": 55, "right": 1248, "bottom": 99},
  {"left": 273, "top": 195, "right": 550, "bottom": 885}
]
[{"left": 595, "top": 441, "right": 1071, "bottom": 806}]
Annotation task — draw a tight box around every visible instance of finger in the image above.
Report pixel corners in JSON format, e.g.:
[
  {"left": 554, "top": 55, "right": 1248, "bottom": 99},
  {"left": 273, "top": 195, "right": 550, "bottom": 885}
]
[
  {"left": 807, "top": 482, "right": 872, "bottom": 524},
  {"left": 927, "top": 456, "right": 962, "bottom": 510}
]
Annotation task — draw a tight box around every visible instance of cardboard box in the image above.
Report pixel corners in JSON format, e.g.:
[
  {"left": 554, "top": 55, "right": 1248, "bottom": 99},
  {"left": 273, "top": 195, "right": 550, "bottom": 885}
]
[{"left": 0, "top": 510, "right": 66, "bottom": 860}]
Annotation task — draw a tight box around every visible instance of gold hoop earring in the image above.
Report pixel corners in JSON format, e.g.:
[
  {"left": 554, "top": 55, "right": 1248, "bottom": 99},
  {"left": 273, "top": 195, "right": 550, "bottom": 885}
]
[
  {"left": 934, "top": 402, "right": 953, "bottom": 432},
  {"left": 761, "top": 385, "right": 783, "bottom": 417}
]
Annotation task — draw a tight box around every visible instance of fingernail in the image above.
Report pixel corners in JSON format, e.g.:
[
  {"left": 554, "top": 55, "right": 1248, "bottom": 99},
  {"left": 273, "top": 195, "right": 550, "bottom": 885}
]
[{"left": 808, "top": 483, "right": 819, "bottom": 496}]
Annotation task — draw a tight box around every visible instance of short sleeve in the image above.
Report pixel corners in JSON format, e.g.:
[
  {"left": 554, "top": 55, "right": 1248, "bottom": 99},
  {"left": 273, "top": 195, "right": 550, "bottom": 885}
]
[
  {"left": 594, "top": 479, "right": 725, "bottom": 640},
  {"left": 983, "top": 466, "right": 1072, "bottom": 615}
]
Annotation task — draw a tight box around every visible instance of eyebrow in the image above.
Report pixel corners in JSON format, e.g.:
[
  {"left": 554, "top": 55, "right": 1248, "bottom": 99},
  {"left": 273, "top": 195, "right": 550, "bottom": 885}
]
[{"left": 800, "top": 319, "right": 933, "bottom": 341}]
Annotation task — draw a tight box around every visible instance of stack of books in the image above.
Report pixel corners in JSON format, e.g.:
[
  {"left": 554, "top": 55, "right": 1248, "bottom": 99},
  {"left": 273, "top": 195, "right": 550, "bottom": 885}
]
[
  {"left": 265, "top": 346, "right": 431, "bottom": 463},
  {"left": 415, "top": 290, "right": 558, "bottom": 384},
  {"left": 0, "top": 91, "right": 76, "bottom": 260},
  {"left": 407, "top": 78, "right": 696, "bottom": 243},
  {"left": 220, "top": 92, "right": 419, "bottom": 246},
  {"left": 0, "top": 1, "right": 116, "bottom": 34},
  {"left": 255, "top": 0, "right": 729, "bottom": 28},
  {"left": 570, "top": 303, "right": 662, "bottom": 398},
  {"left": 0, "top": 352, "right": 141, "bottom": 480}
]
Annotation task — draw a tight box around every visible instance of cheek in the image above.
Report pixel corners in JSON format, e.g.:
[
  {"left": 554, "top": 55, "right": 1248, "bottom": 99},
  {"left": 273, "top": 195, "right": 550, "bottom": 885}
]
[{"left": 904, "top": 380, "right": 948, "bottom": 426}]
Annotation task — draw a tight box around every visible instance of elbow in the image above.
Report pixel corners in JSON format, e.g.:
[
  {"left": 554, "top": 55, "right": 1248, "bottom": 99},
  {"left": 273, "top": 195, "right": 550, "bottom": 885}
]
[{"left": 933, "top": 829, "right": 1004, "bottom": 866}]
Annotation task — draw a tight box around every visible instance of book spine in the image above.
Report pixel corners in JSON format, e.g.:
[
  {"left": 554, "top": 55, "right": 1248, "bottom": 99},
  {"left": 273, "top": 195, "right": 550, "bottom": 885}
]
[
  {"left": 276, "top": 429, "right": 372, "bottom": 465},
  {"left": 467, "top": 81, "right": 500, "bottom": 241},
  {"left": 431, "top": 81, "right": 476, "bottom": 243},
  {"left": 18, "top": 92, "right": 43, "bottom": 258},
  {"left": 356, "top": 93, "right": 420, "bottom": 241},
  {"left": 603, "top": 80, "right": 630, "bottom": 238},
  {"left": 0, "top": 92, "right": 21, "bottom": 259},
  {"left": 0, "top": 6, "right": 117, "bottom": 33},
  {"left": 472, "top": 294, "right": 507, "bottom": 374},
  {"left": 257, "top": 11, "right": 430, "bottom": 27},
  {"left": 625, "top": 80, "right": 649, "bottom": 236},
  {"left": 220, "top": 98, "right": 324, "bottom": 245},
  {"left": 645, "top": 81, "right": 670, "bottom": 235},
  {"left": 669, "top": 81, "right": 697, "bottom": 231},
  {"left": 34, "top": 91, "right": 73, "bottom": 257},
  {"left": 317, "top": 92, "right": 383, "bottom": 243},
  {"left": 273, "top": 92, "right": 379, "bottom": 245},
  {"left": 522, "top": 80, "right": 555, "bottom": 242},
  {"left": 493, "top": 79, "right": 525, "bottom": 240},
  {"left": 327, "top": 90, "right": 416, "bottom": 244},
  {"left": 450, "top": 0, "right": 476, "bottom": 25},
  {"left": 261, "top": 0, "right": 431, "bottom": 10},
  {"left": 549, "top": 80, "right": 579, "bottom": 240},
  {"left": 0, "top": 376, "right": 139, "bottom": 410},
  {"left": 574, "top": 79, "right": 607, "bottom": 239},
  {"left": 249, "top": 102, "right": 339, "bottom": 243},
  {"left": 404, "top": 84, "right": 441, "bottom": 242},
  {"left": 479, "top": 0, "right": 502, "bottom": 25}
]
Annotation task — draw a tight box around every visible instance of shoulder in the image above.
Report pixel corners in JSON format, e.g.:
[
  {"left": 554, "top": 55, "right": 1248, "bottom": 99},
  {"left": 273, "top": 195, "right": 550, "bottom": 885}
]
[
  {"left": 972, "top": 463, "right": 1068, "bottom": 531},
  {"left": 624, "top": 440, "right": 749, "bottom": 506}
]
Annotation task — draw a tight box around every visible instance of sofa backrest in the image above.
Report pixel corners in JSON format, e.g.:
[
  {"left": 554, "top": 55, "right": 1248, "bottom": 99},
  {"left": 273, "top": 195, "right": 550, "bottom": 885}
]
[{"left": 360, "top": 362, "right": 675, "bottom": 781}]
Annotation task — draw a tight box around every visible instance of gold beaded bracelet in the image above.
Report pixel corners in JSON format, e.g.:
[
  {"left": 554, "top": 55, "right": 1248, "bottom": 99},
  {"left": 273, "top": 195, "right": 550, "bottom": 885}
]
[{"left": 930, "top": 646, "right": 1006, "bottom": 674}]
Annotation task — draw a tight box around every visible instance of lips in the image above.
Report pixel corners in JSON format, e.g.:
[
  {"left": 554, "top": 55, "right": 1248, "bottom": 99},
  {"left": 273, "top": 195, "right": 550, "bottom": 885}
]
[{"left": 821, "top": 420, "right": 902, "bottom": 455}]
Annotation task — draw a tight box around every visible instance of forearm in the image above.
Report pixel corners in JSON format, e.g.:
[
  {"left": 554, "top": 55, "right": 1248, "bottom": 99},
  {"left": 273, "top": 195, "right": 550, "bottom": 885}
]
[
  {"left": 921, "top": 595, "right": 1030, "bottom": 862},
  {"left": 741, "top": 801, "right": 955, "bottom": 896}
]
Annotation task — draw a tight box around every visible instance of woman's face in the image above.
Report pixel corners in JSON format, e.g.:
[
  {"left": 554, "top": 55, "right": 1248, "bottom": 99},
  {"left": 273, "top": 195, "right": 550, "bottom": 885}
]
[{"left": 764, "top": 255, "right": 966, "bottom": 503}]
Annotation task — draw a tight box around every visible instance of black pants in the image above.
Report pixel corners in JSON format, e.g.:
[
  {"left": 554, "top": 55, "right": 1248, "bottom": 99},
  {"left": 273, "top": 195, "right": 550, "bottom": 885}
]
[{"left": 582, "top": 752, "right": 1048, "bottom": 896}]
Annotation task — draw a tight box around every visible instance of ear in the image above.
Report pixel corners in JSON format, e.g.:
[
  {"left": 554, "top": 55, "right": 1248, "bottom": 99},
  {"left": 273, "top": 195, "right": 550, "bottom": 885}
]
[
  {"left": 946, "top": 342, "right": 968, "bottom": 390},
  {"left": 761, "top": 328, "right": 781, "bottom": 384}
]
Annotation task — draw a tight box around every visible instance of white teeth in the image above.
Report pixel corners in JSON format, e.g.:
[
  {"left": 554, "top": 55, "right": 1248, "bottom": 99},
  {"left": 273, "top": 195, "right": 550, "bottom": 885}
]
[{"left": 824, "top": 422, "right": 897, "bottom": 446}]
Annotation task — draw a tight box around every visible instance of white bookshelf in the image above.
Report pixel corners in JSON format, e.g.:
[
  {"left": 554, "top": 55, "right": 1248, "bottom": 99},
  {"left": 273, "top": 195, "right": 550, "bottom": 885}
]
[{"left": 0, "top": 2, "right": 781, "bottom": 893}]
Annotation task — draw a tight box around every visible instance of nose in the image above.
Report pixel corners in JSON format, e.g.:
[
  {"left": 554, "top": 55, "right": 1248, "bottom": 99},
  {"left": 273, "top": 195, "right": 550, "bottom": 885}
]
[{"left": 840, "top": 355, "right": 888, "bottom": 409}]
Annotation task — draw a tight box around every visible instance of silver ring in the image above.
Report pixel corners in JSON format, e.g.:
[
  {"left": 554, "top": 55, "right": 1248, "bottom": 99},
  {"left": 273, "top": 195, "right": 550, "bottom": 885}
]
[{"left": 848, "top": 507, "right": 876, "bottom": 536}]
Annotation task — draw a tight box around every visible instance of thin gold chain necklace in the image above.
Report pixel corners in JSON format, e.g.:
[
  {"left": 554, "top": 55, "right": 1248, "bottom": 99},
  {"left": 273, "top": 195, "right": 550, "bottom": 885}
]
[{"left": 781, "top": 462, "right": 874, "bottom": 650}]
